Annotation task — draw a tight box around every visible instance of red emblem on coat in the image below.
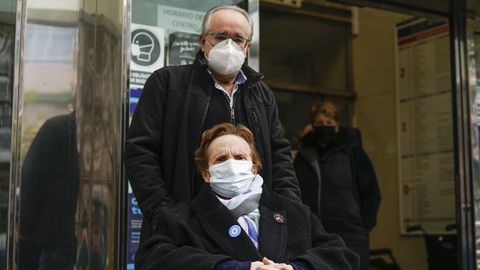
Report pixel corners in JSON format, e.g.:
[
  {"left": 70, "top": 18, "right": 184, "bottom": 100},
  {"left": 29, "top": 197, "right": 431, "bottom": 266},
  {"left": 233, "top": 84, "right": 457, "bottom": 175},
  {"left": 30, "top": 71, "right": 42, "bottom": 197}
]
[{"left": 274, "top": 213, "right": 285, "bottom": 224}]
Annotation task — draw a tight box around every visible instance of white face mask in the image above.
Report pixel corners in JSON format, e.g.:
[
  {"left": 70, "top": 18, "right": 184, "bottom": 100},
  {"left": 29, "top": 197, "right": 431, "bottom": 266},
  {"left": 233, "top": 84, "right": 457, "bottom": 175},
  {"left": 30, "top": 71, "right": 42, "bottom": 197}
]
[
  {"left": 205, "top": 39, "right": 245, "bottom": 75},
  {"left": 208, "top": 159, "right": 255, "bottom": 198}
]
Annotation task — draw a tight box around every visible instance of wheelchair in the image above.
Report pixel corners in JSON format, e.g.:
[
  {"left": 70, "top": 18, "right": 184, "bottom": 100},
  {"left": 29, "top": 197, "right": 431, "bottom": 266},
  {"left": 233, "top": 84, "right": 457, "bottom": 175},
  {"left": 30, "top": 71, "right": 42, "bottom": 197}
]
[{"left": 405, "top": 224, "right": 457, "bottom": 270}]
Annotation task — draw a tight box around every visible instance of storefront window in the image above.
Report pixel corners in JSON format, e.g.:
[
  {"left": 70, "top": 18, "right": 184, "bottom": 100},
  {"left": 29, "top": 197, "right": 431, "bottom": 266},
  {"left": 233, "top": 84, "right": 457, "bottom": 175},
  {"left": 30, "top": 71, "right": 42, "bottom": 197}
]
[{"left": 0, "top": 0, "right": 15, "bottom": 269}]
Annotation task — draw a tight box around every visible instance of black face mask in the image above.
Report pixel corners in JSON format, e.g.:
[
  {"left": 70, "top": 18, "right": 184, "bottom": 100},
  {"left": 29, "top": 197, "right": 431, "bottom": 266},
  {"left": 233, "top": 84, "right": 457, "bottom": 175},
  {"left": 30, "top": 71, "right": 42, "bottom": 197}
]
[{"left": 312, "top": 125, "right": 337, "bottom": 147}]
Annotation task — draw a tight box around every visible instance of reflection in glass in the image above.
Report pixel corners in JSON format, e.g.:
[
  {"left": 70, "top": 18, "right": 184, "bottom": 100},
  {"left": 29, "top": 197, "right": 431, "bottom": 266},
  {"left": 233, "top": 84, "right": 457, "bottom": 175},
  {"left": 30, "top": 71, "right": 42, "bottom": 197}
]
[
  {"left": 473, "top": 31, "right": 480, "bottom": 268},
  {"left": 11, "top": 0, "right": 127, "bottom": 269},
  {"left": 17, "top": 22, "right": 78, "bottom": 270},
  {"left": 0, "top": 0, "right": 16, "bottom": 269},
  {"left": 19, "top": 112, "right": 78, "bottom": 269}
]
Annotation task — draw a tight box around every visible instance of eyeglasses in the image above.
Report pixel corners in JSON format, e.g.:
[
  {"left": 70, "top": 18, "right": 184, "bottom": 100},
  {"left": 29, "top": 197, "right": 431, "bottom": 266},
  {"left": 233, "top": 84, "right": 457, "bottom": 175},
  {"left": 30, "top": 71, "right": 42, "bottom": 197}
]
[{"left": 206, "top": 32, "right": 250, "bottom": 49}]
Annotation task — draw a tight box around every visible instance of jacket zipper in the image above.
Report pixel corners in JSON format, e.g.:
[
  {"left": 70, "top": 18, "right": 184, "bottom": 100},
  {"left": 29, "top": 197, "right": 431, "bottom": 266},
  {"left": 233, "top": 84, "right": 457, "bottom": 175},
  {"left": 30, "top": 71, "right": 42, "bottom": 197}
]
[{"left": 227, "top": 91, "right": 235, "bottom": 125}]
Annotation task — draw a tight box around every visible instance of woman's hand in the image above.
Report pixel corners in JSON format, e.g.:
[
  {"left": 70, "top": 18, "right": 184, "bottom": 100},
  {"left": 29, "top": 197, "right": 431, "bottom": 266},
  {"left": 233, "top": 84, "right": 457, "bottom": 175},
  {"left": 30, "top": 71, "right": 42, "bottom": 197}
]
[
  {"left": 251, "top": 257, "right": 293, "bottom": 270},
  {"left": 251, "top": 261, "right": 265, "bottom": 270}
]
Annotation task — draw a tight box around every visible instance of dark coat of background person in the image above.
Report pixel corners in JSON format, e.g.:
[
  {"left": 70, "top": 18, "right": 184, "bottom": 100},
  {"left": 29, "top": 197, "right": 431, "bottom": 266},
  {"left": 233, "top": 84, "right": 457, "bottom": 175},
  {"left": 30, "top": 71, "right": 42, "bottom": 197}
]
[
  {"left": 125, "top": 51, "right": 301, "bottom": 240},
  {"left": 294, "top": 127, "right": 381, "bottom": 270},
  {"left": 136, "top": 185, "right": 359, "bottom": 270},
  {"left": 19, "top": 112, "right": 79, "bottom": 270}
]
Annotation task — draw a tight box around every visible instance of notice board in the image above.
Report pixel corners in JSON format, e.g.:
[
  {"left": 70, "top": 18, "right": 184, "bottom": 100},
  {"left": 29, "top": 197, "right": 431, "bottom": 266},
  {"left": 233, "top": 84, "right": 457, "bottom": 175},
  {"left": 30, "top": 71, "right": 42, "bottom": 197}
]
[{"left": 396, "top": 19, "right": 455, "bottom": 234}]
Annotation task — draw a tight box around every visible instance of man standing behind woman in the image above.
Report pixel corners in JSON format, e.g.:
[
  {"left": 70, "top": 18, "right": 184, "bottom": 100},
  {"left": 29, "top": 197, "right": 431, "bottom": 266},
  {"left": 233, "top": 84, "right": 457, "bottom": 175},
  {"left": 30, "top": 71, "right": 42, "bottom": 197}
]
[
  {"left": 294, "top": 102, "right": 381, "bottom": 270},
  {"left": 125, "top": 5, "right": 301, "bottom": 243}
]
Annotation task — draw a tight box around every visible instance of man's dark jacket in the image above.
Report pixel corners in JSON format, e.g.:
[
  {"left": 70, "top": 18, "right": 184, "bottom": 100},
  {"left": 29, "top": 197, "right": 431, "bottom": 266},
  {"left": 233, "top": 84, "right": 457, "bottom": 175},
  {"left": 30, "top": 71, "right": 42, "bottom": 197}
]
[
  {"left": 136, "top": 185, "right": 359, "bottom": 270},
  {"left": 294, "top": 127, "right": 381, "bottom": 270},
  {"left": 19, "top": 113, "right": 79, "bottom": 269},
  {"left": 125, "top": 52, "right": 301, "bottom": 238},
  {"left": 20, "top": 113, "right": 79, "bottom": 246}
]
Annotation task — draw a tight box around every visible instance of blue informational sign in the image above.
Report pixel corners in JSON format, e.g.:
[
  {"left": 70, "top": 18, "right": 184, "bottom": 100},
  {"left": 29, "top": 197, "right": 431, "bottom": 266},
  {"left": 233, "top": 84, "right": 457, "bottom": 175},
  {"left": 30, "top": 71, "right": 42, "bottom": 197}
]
[
  {"left": 129, "top": 89, "right": 142, "bottom": 115},
  {"left": 126, "top": 183, "right": 143, "bottom": 270},
  {"left": 127, "top": 67, "right": 144, "bottom": 270}
]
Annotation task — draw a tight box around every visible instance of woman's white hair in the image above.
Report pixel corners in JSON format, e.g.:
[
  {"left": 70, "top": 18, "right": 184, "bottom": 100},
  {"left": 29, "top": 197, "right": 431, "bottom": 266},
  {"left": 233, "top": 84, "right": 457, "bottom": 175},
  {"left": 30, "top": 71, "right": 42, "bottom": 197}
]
[{"left": 201, "top": 5, "right": 254, "bottom": 40}]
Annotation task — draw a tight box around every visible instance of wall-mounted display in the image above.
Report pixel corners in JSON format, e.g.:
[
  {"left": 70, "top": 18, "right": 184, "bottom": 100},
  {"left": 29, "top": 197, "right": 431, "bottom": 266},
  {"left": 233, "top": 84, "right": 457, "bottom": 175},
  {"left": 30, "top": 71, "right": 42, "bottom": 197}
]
[{"left": 396, "top": 18, "right": 455, "bottom": 234}]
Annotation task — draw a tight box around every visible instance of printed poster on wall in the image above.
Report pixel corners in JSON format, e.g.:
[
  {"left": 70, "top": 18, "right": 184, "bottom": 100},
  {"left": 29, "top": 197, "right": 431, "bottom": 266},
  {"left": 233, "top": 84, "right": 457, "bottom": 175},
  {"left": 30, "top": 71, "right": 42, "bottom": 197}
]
[
  {"left": 130, "top": 23, "right": 165, "bottom": 90},
  {"left": 127, "top": 23, "right": 165, "bottom": 270},
  {"left": 157, "top": 5, "right": 204, "bottom": 66},
  {"left": 126, "top": 183, "right": 142, "bottom": 270},
  {"left": 168, "top": 31, "right": 201, "bottom": 66},
  {"left": 396, "top": 19, "right": 455, "bottom": 234}
]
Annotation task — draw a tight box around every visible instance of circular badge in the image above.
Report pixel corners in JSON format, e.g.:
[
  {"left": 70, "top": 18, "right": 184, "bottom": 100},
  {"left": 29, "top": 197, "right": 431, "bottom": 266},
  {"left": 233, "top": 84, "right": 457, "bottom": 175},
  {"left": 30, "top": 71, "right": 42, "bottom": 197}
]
[{"left": 228, "top": 225, "right": 241, "bottom": 238}]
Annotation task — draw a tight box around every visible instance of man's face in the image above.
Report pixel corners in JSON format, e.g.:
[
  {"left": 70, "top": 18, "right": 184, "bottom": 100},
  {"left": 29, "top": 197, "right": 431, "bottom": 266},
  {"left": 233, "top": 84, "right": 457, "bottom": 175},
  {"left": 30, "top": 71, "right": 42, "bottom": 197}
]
[{"left": 200, "top": 9, "right": 251, "bottom": 58}]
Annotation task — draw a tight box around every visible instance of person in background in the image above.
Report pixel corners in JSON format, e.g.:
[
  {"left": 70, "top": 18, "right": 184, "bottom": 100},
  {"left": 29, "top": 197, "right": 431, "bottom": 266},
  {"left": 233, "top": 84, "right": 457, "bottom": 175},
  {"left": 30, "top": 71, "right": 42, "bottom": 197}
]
[
  {"left": 136, "top": 123, "right": 359, "bottom": 270},
  {"left": 293, "top": 102, "right": 381, "bottom": 270},
  {"left": 125, "top": 5, "right": 301, "bottom": 243}
]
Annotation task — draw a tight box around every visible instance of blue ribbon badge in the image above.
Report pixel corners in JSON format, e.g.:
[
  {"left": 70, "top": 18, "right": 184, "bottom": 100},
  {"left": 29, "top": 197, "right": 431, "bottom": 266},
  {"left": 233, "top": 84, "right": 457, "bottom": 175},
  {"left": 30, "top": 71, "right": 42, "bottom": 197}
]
[{"left": 228, "top": 225, "right": 241, "bottom": 238}]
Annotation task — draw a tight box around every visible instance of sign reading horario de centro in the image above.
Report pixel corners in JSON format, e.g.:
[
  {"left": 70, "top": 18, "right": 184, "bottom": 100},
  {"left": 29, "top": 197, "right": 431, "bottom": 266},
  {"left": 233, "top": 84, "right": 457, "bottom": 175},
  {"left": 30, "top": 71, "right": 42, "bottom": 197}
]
[{"left": 157, "top": 5, "right": 205, "bottom": 35}]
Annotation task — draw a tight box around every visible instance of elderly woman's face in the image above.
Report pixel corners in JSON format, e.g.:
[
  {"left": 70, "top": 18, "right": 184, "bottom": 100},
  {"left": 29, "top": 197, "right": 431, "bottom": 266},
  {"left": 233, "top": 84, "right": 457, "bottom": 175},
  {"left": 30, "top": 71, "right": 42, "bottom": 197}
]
[{"left": 203, "top": 134, "right": 256, "bottom": 182}]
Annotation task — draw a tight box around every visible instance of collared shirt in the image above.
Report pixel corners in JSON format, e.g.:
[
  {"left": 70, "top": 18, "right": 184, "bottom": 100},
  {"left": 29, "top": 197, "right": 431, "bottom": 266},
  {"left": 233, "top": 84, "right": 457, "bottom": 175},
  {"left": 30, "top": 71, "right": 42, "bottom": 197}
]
[
  {"left": 195, "top": 71, "right": 248, "bottom": 193},
  {"left": 208, "top": 70, "right": 247, "bottom": 109}
]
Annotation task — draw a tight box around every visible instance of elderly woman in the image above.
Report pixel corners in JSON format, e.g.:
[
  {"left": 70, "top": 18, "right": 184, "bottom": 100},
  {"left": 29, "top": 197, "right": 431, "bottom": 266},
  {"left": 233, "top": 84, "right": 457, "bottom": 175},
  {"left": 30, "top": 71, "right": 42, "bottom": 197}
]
[{"left": 136, "top": 123, "right": 359, "bottom": 270}]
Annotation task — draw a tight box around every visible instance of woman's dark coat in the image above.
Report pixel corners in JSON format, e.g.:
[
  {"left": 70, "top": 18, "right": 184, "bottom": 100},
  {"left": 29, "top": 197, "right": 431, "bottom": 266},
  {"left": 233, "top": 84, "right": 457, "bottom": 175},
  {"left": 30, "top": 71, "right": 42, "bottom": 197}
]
[
  {"left": 136, "top": 185, "right": 359, "bottom": 270},
  {"left": 294, "top": 127, "right": 381, "bottom": 270}
]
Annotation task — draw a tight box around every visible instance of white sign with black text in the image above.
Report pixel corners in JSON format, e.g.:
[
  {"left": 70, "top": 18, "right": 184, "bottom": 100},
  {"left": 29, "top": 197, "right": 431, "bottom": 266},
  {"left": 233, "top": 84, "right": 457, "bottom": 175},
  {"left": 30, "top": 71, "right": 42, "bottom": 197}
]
[{"left": 130, "top": 23, "right": 165, "bottom": 89}]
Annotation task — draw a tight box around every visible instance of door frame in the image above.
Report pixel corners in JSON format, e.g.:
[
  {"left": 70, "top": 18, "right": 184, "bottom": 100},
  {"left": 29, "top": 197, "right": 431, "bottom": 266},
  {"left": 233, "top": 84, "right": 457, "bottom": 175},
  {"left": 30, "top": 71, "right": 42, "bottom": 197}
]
[{"left": 327, "top": 0, "right": 477, "bottom": 268}]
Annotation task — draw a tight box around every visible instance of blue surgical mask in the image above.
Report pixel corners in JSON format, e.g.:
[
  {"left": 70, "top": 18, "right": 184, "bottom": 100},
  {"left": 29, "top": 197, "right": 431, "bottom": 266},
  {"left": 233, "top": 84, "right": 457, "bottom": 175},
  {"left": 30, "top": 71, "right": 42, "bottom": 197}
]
[{"left": 208, "top": 159, "right": 255, "bottom": 198}]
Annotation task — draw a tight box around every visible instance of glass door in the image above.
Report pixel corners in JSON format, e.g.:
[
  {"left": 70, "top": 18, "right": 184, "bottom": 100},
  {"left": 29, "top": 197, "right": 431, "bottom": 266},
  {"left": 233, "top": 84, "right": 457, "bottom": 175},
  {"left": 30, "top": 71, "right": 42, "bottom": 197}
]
[
  {"left": 125, "top": 2, "right": 259, "bottom": 269},
  {"left": 0, "top": 0, "right": 15, "bottom": 269},
  {"left": 8, "top": 0, "right": 128, "bottom": 269},
  {"left": 468, "top": 19, "right": 480, "bottom": 269}
]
